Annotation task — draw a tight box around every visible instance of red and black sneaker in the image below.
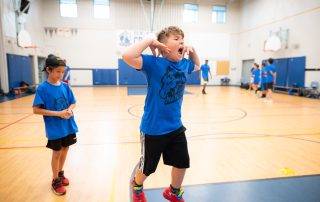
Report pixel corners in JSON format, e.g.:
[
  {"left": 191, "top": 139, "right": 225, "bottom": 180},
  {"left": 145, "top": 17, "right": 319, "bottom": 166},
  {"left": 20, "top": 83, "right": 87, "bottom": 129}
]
[
  {"left": 58, "top": 170, "right": 69, "bottom": 186},
  {"left": 163, "top": 187, "right": 185, "bottom": 202},
  {"left": 51, "top": 178, "right": 66, "bottom": 195},
  {"left": 131, "top": 181, "right": 147, "bottom": 202}
]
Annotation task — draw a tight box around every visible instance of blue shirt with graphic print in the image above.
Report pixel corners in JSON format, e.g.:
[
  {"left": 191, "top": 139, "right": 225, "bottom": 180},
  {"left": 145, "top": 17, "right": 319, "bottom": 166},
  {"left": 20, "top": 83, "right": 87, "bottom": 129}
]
[
  {"left": 33, "top": 81, "right": 78, "bottom": 140},
  {"left": 140, "top": 54, "right": 195, "bottom": 135}
]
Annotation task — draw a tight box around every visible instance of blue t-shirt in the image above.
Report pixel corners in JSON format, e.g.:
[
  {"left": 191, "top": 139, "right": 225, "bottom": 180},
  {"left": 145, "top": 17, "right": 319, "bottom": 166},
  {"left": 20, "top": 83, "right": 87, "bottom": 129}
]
[
  {"left": 252, "top": 68, "right": 261, "bottom": 84},
  {"left": 140, "top": 54, "right": 195, "bottom": 135},
  {"left": 200, "top": 64, "right": 210, "bottom": 80},
  {"left": 33, "top": 81, "right": 78, "bottom": 140},
  {"left": 261, "top": 64, "right": 276, "bottom": 83}
]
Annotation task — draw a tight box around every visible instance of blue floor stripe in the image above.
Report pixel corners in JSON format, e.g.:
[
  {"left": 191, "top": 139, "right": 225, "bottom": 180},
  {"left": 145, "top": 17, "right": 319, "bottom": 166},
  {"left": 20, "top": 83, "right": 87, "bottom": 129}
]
[
  {"left": 145, "top": 174, "right": 320, "bottom": 202},
  {"left": 127, "top": 86, "right": 192, "bottom": 95}
]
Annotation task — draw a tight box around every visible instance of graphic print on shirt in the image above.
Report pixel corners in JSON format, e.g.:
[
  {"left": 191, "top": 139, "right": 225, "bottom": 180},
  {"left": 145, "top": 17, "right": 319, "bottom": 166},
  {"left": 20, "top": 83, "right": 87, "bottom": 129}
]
[
  {"left": 159, "top": 65, "right": 186, "bottom": 105},
  {"left": 262, "top": 70, "right": 267, "bottom": 78},
  {"left": 55, "top": 97, "right": 68, "bottom": 111}
]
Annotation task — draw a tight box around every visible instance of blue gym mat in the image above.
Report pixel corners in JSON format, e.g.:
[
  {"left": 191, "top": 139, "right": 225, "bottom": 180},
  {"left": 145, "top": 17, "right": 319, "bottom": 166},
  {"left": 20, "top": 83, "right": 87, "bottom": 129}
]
[
  {"left": 145, "top": 174, "right": 320, "bottom": 202},
  {"left": 127, "top": 86, "right": 192, "bottom": 95}
]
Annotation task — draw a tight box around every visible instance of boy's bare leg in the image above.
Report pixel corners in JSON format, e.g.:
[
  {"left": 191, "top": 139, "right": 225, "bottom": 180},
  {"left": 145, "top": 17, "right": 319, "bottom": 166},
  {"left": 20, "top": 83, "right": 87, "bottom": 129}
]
[
  {"left": 202, "top": 83, "right": 207, "bottom": 94},
  {"left": 58, "top": 147, "right": 69, "bottom": 171},
  {"left": 267, "top": 89, "right": 273, "bottom": 99},
  {"left": 134, "top": 169, "right": 148, "bottom": 185},
  {"left": 171, "top": 167, "right": 186, "bottom": 188},
  {"left": 52, "top": 150, "right": 61, "bottom": 179}
]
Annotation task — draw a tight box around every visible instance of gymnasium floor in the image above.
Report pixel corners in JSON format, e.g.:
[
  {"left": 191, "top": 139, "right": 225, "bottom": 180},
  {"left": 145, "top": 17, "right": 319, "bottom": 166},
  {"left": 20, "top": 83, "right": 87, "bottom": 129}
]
[{"left": 0, "top": 86, "right": 319, "bottom": 202}]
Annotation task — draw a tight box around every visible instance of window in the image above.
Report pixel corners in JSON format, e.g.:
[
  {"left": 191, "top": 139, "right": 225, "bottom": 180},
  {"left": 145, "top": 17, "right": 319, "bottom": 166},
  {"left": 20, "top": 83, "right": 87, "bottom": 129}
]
[
  {"left": 94, "top": 0, "right": 110, "bottom": 19},
  {"left": 212, "top": 5, "right": 226, "bottom": 24},
  {"left": 60, "top": 0, "right": 77, "bottom": 18},
  {"left": 183, "top": 4, "right": 198, "bottom": 23}
]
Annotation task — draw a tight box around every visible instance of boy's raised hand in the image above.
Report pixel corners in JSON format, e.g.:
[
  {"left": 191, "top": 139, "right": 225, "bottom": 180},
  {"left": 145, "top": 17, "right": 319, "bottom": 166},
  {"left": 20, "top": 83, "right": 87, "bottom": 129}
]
[
  {"left": 149, "top": 40, "right": 171, "bottom": 57},
  {"left": 182, "top": 46, "right": 195, "bottom": 58},
  {"left": 182, "top": 45, "right": 200, "bottom": 71}
]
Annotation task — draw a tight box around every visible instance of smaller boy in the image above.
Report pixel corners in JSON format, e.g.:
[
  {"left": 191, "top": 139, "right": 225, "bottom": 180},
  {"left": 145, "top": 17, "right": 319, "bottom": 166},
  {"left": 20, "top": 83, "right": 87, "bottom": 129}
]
[{"left": 33, "top": 54, "right": 78, "bottom": 195}]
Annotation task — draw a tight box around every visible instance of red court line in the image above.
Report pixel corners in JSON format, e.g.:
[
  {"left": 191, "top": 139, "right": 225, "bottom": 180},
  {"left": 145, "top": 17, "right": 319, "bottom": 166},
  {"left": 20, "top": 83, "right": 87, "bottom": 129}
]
[{"left": 0, "top": 114, "right": 33, "bottom": 131}]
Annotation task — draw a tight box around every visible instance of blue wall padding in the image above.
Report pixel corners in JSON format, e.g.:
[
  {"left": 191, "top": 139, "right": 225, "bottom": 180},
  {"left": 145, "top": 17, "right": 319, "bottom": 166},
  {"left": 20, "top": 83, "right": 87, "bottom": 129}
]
[
  {"left": 267, "top": 56, "right": 305, "bottom": 88},
  {"left": 7, "top": 54, "right": 33, "bottom": 89},
  {"left": 274, "top": 58, "right": 288, "bottom": 86},
  {"left": 287, "top": 56, "right": 305, "bottom": 87},
  {"left": 92, "top": 69, "right": 117, "bottom": 85},
  {"left": 118, "top": 59, "right": 147, "bottom": 85},
  {"left": 119, "top": 59, "right": 200, "bottom": 85}
]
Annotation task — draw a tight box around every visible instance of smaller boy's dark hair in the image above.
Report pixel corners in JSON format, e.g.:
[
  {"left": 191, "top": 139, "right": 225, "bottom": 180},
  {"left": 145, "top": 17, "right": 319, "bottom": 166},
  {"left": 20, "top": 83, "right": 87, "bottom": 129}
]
[
  {"left": 157, "top": 26, "right": 184, "bottom": 43},
  {"left": 268, "top": 58, "right": 274, "bottom": 64},
  {"left": 43, "top": 54, "right": 66, "bottom": 72}
]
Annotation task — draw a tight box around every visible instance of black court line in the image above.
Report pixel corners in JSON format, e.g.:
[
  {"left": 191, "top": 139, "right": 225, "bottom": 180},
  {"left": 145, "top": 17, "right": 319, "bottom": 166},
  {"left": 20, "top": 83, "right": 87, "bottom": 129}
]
[
  {"left": 127, "top": 105, "right": 248, "bottom": 124},
  {"left": 188, "top": 132, "right": 320, "bottom": 144},
  {"left": 0, "top": 114, "right": 33, "bottom": 131},
  {"left": 127, "top": 104, "right": 143, "bottom": 119},
  {"left": 0, "top": 113, "right": 32, "bottom": 115},
  {"left": 1, "top": 132, "right": 319, "bottom": 150}
]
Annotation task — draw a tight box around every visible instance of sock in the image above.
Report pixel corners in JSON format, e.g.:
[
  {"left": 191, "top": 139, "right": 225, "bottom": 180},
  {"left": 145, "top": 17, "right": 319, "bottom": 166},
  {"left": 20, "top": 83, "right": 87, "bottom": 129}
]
[
  {"left": 170, "top": 184, "right": 181, "bottom": 195},
  {"left": 133, "top": 179, "right": 143, "bottom": 193}
]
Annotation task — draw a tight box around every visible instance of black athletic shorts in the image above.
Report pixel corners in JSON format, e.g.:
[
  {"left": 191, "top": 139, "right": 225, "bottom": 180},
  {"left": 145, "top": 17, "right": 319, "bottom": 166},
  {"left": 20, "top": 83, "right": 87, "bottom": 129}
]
[
  {"left": 263, "top": 82, "right": 274, "bottom": 90},
  {"left": 46, "top": 134, "right": 77, "bottom": 151},
  {"left": 138, "top": 126, "right": 190, "bottom": 176}
]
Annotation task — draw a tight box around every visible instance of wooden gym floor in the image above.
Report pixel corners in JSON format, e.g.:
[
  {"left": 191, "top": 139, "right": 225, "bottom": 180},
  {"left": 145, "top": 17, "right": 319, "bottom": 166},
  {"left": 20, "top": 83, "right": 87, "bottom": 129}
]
[{"left": 0, "top": 86, "right": 319, "bottom": 202}]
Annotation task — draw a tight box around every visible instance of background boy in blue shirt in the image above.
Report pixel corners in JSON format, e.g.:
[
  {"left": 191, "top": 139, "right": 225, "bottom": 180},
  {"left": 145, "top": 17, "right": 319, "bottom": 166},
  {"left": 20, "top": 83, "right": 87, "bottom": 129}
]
[
  {"left": 33, "top": 55, "right": 78, "bottom": 195},
  {"left": 261, "top": 58, "right": 276, "bottom": 100},
  {"left": 123, "top": 26, "right": 200, "bottom": 202},
  {"left": 200, "top": 59, "right": 212, "bottom": 94},
  {"left": 251, "top": 63, "right": 261, "bottom": 94}
]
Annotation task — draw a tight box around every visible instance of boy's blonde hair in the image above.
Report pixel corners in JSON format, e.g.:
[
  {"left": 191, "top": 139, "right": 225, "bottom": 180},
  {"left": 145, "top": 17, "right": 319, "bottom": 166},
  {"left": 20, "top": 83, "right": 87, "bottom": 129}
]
[{"left": 157, "top": 26, "right": 184, "bottom": 43}]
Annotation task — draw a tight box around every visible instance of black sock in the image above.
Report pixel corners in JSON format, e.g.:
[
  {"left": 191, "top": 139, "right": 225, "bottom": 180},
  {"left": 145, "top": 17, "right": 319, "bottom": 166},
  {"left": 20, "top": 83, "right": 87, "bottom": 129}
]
[
  {"left": 133, "top": 179, "right": 143, "bottom": 187},
  {"left": 133, "top": 179, "right": 143, "bottom": 193},
  {"left": 170, "top": 184, "right": 180, "bottom": 195}
]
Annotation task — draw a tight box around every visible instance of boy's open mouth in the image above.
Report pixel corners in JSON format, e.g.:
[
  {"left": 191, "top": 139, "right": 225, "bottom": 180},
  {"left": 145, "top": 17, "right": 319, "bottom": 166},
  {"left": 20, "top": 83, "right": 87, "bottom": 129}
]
[{"left": 178, "top": 47, "right": 184, "bottom": 55}]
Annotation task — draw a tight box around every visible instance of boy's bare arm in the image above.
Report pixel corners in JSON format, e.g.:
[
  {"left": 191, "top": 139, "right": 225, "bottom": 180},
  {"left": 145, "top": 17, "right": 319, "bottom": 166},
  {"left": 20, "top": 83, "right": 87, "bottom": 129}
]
[
  {"left": 67, "top": 104, "right": 76, "bottom": 117},
  {"left": 122, "top": 39, "right": 153, "bottom": 69},
  {"left": 68, "top": 104, "right": 76, "bottom": 111},
  {"left": 186, "top": 47, "right": 200, "bottom": 71},
  {"left": 122, "top": 39, "right": 170, "bottom": 70},
  {"left": 33, "top": 106, "right": 70, "bottom": 119},
  {"left": 272, "top": 72, "right": 277, "bottom": 82}
]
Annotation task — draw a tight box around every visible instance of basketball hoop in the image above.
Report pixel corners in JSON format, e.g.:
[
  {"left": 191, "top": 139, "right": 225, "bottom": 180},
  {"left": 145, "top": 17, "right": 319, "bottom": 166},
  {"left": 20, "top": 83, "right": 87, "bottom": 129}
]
[
  {"left": 264, "top": 35, "right": 281, "bottom": 52},
  {"left": 17, "top": 29, "right": 32, "bottom": 47}
]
